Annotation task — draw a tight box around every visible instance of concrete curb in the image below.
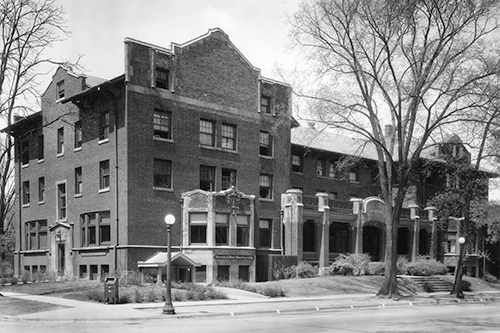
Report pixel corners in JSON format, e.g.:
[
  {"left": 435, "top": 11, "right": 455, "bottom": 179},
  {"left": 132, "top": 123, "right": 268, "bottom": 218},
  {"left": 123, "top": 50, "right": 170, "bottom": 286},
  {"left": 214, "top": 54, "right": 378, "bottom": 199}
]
[{"left": 1, "top": 293, "right": 499, "bottom": 322}]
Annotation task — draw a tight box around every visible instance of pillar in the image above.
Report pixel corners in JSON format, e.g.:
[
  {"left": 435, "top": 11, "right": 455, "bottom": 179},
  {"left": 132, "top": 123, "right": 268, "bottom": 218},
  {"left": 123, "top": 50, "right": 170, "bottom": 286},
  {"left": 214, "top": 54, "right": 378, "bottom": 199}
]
[
  {"left": 425, "top": 207, "right": 437, "bottom": 259},
  {"left": 316, "top": 193, "right": 330, "bottom": 276},
  {"left": 351, "top": 198, "right": 363, "bottom": 254},
  {"left": 411, "top": 218, "right": 420, "bottom": 261},
  {"left": 281, "top": 189, "right": 304, "bottom": 261}
]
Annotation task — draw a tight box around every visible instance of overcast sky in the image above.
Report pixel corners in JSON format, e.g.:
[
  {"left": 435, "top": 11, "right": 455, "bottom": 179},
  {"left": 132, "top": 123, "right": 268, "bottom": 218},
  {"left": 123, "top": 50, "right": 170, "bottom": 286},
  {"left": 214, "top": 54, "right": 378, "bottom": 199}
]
[{"left": 46, "top": 0, "right": 302, "bottom": 82}]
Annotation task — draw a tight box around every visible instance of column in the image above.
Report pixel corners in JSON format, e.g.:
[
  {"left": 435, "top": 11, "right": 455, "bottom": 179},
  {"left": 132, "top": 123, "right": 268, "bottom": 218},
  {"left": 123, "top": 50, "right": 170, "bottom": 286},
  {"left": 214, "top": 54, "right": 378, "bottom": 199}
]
[
  {"left": 316, "top": 193, "right": 330, "bottom": 276},
  {"left": 351, "top": 198, "right": 363, "bottom": 254},
  {"left": 281, "top": 189, "right": 304, "bottom": 261}
]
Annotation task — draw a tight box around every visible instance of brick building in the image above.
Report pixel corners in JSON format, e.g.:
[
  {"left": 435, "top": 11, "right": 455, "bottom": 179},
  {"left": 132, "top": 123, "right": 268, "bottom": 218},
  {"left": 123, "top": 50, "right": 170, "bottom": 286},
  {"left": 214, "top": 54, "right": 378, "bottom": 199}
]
[
  {"left": 11, "top": 29, "right": 292, "bottom": 283},
  {"left": 10, "top": 28, "right": 499, "bottom": 283}
]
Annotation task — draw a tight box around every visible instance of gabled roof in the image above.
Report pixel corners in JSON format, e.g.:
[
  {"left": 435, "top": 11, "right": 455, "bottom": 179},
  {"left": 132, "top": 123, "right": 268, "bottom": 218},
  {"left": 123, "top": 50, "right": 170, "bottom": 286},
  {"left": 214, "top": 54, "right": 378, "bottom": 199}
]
[
  {"left": 172, "top": 28, "right": 257, "bottom": 72},
  {"left": 137, "top": 252, "right": 200, "bottom": 268}
]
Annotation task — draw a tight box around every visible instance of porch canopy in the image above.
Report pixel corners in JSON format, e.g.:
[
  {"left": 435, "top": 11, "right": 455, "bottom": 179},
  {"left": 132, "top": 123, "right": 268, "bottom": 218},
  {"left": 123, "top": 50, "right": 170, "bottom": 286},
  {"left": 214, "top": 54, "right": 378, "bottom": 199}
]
[{"left": 138, "top": 252, "right": 200, "bottom": 283}]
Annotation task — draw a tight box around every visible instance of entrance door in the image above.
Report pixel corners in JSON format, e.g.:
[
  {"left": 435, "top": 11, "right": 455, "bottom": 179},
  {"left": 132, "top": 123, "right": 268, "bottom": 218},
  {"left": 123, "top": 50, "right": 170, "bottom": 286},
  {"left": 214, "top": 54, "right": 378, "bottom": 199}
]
[
  {"left": 363, "top": 226, "right": 381, "bottom": 261},
  {"left": 58, "top": 243, "right": 65, "bottom": 276}
]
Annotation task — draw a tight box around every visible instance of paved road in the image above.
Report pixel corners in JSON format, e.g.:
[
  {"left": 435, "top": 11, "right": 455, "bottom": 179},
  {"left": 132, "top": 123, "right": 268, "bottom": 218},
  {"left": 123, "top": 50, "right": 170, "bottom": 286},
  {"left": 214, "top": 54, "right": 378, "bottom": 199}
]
[{"left": 2, "top": 301, "right": 500, "bottom": 333}]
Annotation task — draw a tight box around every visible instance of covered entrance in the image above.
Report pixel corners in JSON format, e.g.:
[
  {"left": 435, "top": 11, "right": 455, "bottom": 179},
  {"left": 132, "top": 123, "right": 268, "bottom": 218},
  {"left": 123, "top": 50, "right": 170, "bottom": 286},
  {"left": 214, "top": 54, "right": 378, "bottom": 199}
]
[{"left": 363, "top": 225, "right": 383, "bottom": 261}]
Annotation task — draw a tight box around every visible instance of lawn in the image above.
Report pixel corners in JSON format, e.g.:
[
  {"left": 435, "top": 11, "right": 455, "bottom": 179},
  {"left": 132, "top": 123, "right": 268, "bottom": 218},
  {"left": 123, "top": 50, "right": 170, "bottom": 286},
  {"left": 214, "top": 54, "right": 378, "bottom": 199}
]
[{"left": 2, "top": 274, "right": 499, "bottom": 300}]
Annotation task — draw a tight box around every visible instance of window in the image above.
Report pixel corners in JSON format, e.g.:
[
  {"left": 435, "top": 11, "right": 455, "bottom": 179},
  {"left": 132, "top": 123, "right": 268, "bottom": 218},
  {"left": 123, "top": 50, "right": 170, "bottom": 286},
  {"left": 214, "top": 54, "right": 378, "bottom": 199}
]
[
  {"left": 25, "top": 220, "right": 47, "bottom": 250},
  {"left": 37, "top": 135, "right": 44, "bottom": 160},
  {"left": 21, "top": 140, "right": 29, "bottom": 165},
  {"left": 99, "top": 211, "right": 111, "bottom": 244},
  {"left": 221, "top": 168, "right": 236, "bottom": 190},
  {"left": 155, "top": 67, "right": 169, "bottom": 89},
  {"left": 261, "top": 95, "right": 271, "bottom": 113},
  {"left": 349, "top": 168, "right": 359, "bottom": 182},
  {"left": 75, "top": 167, "right": 82, "bottom": 195},
  {"left": 99, "top": 110, "right": 109, "bottom": 141},
  {"left": 328, "top": 192, "right": 338, "bottom": 200},
  {"left": 199, "top": 119, "right": 215, "bottom": 147},
  {"left": 259, "top": 174, "right": 273, "bottom": 199},
  {"left": 291, "top": 154, "right": 303, "bottom": 173},
  {"left": 237, "top": 215, "right": 249, "bottom": 246},
  {"left": 328, "top": 162, "right": 337, "bottom": 178},
  {"left": 38, "top": 177, "right": 45, "bottom": 203},
  {"left": 74, "top": 121, "right": 82, "bottom": 149},
  {"left": 221, "top": 124, "right": 236, "bottom": 150},
  {"left": 154, "top": 159, "right": 172, "bottom": 189},
  {"left": 153, "top": 109, "right": 172, "bottom": 140},
  {"left": 200, "top": 165, "right": 215, "bottom": 191},
  {"left": 22, "top": 181, "right": 30, "bottom": 206},
  {"left": 57, "top": 182, "right": 66, "bottom": 220},
  {"left": 259, "top": 219, "right": 272, "bottom": 248},
  {"left": 189, "top": 213, "right": 207, "bottom": 244},
  {"left": 56, "top": 80, "right": 65, "bottom": 99},
  {"left": 99, "top": 160, "right": 110, "bottom": 191},
  {"left": 317, "top": 159, "right": 326, "bottom": 177},
  {"left": 259, "top": 131, "right": 272, "bottom": 156},
  {"left": 215, "top": 214, "right": 229, "bottom": 245},
  {"left": 57, "top": 127, "right": 64, "bottom": 155}
]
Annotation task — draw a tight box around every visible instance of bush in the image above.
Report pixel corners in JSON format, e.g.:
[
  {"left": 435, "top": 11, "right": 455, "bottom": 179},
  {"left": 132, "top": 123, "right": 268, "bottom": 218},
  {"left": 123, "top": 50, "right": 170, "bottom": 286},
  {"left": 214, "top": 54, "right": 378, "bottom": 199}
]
[
  {"left": 368, "top": 261, "right": 385, "bottom": 275},
  {"left": 462, "top": 279, "right": 472, "bottom": 292},
  {"left": 483, "top": 273, "right": 499, "bottom": 284},
  {"left": 397, "top": 256, "right": 409, "bottom": 275},
  {"left": 118, "top": 270, "right": 143, "bottom": 286},
  {"left": 272, "top": 261, "right": 318, "bottom": 280},
  {"left": 295, "top": 261, "right": 318, "bottom": 278},
  {"left": 21, "top": 270, "right": 30, "bottom": 284},
  {"left": 405, "top": 256, "right": 447, "bottom": 276},
  {"left": 258, "top": 283, "right": 287, "bottom": 297},
  {"left": 0, "top": 261, "right": 14, "bottom": 278},
  {"left": 329, "top": 254, "right": 371, "bottom": 276}
]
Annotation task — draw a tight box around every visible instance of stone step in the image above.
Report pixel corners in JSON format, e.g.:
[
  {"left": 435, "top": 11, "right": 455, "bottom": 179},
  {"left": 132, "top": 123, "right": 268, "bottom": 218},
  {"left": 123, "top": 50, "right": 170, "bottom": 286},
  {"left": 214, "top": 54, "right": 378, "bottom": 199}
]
[{"left": 398, "top": 275, "right": 454, "bottom": 292}]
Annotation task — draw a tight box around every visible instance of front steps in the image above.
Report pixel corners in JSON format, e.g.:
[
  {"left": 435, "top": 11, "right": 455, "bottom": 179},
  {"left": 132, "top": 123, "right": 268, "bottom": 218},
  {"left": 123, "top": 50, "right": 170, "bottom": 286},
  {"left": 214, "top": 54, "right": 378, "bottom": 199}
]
[{"left": 398, "top": 275, "right": 454, "bottom": 292}]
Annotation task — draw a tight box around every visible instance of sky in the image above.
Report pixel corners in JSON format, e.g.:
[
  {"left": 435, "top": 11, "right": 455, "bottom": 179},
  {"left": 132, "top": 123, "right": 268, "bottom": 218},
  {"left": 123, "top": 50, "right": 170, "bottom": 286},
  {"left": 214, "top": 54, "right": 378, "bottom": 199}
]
[{"left": 45, "top": 0, "right": 303, "bottom": 83}]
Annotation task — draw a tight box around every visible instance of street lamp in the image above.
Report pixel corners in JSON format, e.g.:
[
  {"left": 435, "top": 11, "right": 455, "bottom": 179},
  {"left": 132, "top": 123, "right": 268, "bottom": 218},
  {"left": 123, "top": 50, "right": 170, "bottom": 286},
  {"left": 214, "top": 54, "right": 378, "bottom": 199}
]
[{"left": 163, "top": 214, "right": 175, "bottom": 315}]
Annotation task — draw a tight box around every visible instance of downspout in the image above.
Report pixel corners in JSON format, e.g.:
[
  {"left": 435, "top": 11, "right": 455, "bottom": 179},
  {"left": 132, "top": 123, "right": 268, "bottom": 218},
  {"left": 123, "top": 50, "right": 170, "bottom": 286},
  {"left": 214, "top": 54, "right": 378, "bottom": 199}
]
[{"left": 17, "top": 149, "right": 22, "bottom": 276}]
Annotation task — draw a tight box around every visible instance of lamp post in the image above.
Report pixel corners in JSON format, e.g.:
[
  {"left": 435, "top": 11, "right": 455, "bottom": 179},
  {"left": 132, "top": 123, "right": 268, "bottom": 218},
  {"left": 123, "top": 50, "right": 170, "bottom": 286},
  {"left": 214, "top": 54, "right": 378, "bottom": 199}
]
[{"left": 163, "top": 214, "right": 175, "bottom": 315}]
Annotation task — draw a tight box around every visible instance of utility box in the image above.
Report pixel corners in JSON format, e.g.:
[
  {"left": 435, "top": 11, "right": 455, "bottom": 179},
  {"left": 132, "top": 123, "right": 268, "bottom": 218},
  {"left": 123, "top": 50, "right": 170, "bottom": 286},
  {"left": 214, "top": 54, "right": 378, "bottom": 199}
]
[{"left": 104, "top": 277, "right": 119, "bottom": 304}]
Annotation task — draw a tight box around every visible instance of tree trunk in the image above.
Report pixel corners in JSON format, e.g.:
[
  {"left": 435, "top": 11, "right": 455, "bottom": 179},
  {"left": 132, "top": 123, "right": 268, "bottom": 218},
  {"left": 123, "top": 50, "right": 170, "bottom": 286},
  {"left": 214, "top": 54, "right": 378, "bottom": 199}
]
[
  {"left": 377, "top": 203, "right": 402, "bottom": 298},
  {"left": 450, "top": 239, "right": 466, "bottom": 298}
]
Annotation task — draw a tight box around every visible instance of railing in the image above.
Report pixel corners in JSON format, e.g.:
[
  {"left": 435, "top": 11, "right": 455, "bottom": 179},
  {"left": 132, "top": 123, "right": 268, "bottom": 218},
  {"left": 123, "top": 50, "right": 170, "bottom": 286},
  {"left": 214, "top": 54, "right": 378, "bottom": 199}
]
[{"left": 302, "top": 195, "right": 353, "bottom": 211}]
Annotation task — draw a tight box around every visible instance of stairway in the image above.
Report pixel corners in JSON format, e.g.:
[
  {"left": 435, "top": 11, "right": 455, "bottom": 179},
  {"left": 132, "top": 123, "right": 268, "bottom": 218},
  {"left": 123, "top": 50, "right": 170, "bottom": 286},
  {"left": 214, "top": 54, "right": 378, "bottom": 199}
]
[{"left": 398, "top": 275, "right": 454, "bottom": 292}]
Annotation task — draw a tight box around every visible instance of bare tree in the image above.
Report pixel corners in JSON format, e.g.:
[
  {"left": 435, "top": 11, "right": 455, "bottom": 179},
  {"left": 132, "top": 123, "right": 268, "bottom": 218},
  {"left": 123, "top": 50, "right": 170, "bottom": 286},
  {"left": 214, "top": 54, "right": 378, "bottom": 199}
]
[
  {"left": 0, "top": 0, "right": 77, "bottom": 260},
  {"left": 289, "top": 0, "right": 500, "bottom": 298}
]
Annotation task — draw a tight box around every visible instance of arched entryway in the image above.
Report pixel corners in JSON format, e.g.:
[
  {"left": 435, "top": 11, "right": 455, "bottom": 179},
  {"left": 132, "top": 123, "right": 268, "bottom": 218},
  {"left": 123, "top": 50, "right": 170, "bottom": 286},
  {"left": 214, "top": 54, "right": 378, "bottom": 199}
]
[
  {"left": 329, "top": 222, "right": 350, "bottom": 254},
  {"left": 363, "top": 225, "right": 382, "bottom": 261},
  {"left": 303, "top": 220, "right": 316, "bottom": 252},
  {"left": 397, "top": 227, "right": 410, "bottom": 256},
  {"left": 419, "top": 229, "right": 429, "bottom": 255}
]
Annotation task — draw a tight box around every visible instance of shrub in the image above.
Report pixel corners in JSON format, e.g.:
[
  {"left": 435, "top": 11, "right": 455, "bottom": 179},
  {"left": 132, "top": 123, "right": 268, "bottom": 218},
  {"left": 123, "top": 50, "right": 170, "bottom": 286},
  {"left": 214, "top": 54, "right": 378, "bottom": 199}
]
[
  {"left": 329, "top": 253, "right": 370, "bottom": 276},
  {"left": 368, "top": 261, "right": 385, "bottom": 276},
  {"left": 422, "top": 282, "right": 434, "bottom": 292},
  {"left": 462, "top": 279, "right": 472, "bottom": 292},
  {"left": 405, "top": 256, "right": 447, "bottom": 276},
  {"left": 21, "top": 270, "right": 31, "bottom": 284},
  {"left": 397, "top": 256, "right": 409, "bottom": 275},
  {"left": 0, "top": 261, "right": 14, "bottom": 278},
  {"left": 295, "top": 261, "right": 318, "bottom": 278},
  {"left": 483, "top": 273, "right": 499, "bottom": 284},
  {"left": 258, "top": 283, "right": 287, "bottom": 297},
  {"left": 118, "top": 270, "right": 143, "bottom": 286},
  {"left": 85, "top": 287, "right": 106, "bottom": 303}
]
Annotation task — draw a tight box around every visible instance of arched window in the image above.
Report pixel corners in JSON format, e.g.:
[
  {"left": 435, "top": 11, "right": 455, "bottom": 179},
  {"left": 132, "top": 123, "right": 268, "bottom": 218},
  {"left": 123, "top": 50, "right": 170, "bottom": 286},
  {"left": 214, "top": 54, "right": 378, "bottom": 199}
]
[{"left": 303, "top": 220, "right": 316, "bottom": 252}]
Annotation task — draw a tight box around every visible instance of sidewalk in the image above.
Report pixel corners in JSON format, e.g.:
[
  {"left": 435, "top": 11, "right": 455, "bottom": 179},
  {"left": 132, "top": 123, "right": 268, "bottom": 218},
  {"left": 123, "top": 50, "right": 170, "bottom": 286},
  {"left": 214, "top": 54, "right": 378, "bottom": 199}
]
[{"left": 1, "top": 287, "right": 500, "bottom": 323}]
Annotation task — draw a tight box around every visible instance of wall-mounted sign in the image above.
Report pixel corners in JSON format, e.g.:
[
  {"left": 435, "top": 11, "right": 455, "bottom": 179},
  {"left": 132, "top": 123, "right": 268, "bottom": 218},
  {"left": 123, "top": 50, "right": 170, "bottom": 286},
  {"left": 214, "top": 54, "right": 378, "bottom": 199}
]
[{"left": 214, "top": 255, "right": 254, "bottom": 260}]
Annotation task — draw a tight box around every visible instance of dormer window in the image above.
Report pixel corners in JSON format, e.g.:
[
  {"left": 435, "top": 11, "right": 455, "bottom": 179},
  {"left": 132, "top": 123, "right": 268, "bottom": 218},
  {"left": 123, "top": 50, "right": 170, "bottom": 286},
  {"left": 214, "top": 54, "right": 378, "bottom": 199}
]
[
  {"left": 56, "top": 80, "right": 65, "bottom": 99},
  {"left": 261, "top": 95, "right": 271, "bottom": 114},
  {"left": 155, "top": 67, "right": 169, "bottom": 89}
]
